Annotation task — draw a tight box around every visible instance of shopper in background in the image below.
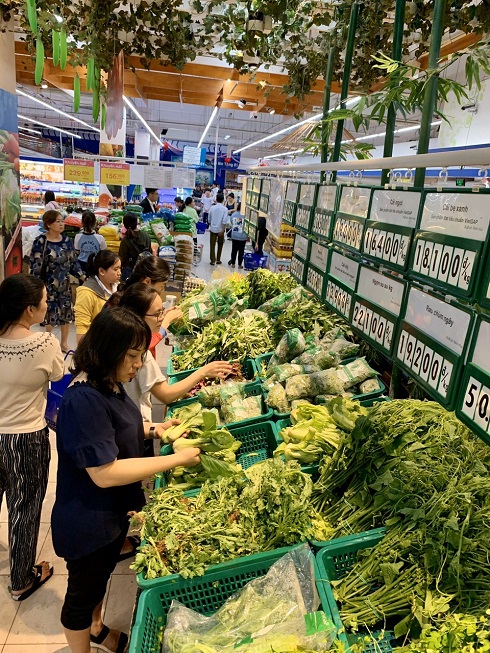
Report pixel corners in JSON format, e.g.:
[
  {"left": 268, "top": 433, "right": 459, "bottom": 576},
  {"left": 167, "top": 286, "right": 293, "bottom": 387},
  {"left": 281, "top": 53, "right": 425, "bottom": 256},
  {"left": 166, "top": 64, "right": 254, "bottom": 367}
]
[
  {"left": 201, "top": 188, "right": 214, "bottom": 225},
  {"left": 192, "top": 184, "right": 203, "bottom": 198},
  {"left": 0, "top": 274, "right": 64, "bottom": 601},
  {"left": 183, "top": 196, "right": 199, "bottom": 244},
  {"left": 256, "top": 215, "right": 268, "bottom": 257},
  {"left": 52, "top": 308, "right": 201, "bottom": 653},
  {"left": 118, "top": 212, "right": 152, "bottom": 281},
  {"left": 208, "top": 193, "right": 229, "bottom": 265},
  {"left": 30, "top": 210, "right": 84, "bottom": 353},
  {"left": 228, "top": 211, "right": 248, "bottom": 269},
  {"left": 211, "top": 183, "right": 219, "bottom": 201},
  {"left": 121, "top": 256, "right": 182, "bottom": 358},
  {"left": 74, "top": 250, "right": 122, "bottom": 343},
  {"left": 139, "top": 188, "right": 159, "bottom": 214},
  {"left": 74, "top": 210, "right": 107, "bottom": 273},
  {"left": 116, "top": 283, "right": 233, "bottom": 424},
  {"left": 44, "top": 190, "right": 62, "bottom": 213},
  {"left": 225, "top": 192, "right": 236, "bottom": 216}
]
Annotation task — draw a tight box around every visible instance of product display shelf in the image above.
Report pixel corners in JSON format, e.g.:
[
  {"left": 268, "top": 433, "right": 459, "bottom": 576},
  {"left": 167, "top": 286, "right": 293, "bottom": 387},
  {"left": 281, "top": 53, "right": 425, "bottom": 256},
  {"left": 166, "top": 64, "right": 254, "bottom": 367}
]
[
  {"left": 315, "top": 529, "right": 395, "bottom": 653},
  {"left": 130, "top": 544, "right": 327, "bottom": 652},
  {"left": 153, "top": 420, "right": 278, "bottom": 494}
]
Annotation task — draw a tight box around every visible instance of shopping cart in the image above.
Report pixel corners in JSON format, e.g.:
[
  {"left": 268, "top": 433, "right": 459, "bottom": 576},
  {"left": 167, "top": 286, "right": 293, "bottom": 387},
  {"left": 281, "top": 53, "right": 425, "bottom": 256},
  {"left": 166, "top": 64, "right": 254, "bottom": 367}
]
[{"left": 45, "top": 350, "right": 73, "bottom": 431}]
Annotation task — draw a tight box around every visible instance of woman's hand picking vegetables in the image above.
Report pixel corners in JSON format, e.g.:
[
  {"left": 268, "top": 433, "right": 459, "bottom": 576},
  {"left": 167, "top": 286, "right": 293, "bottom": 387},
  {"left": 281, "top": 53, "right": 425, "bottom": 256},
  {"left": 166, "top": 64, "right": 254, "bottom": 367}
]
[
  {"left": 162, "top": 307, "right": 183, "bottom": 329},
  {"left": 202, "top": 361, "right": 234, "bottom": 379},
  {"left": 155, "top": 419, "right": 184, "bottom": 442},
  {"left": 173, "top": 446, "right": 201, "bottom": 468}
]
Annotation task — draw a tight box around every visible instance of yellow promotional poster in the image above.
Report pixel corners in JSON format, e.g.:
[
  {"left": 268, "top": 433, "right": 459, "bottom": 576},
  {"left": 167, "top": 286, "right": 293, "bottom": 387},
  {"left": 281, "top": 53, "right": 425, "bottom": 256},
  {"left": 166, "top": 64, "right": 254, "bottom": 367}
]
[
  {"left": 63, "top": 158, "right": 95, "bottom": 183},
  {"left": 100, "top": 161, "right": 130, "bottom": 186}
]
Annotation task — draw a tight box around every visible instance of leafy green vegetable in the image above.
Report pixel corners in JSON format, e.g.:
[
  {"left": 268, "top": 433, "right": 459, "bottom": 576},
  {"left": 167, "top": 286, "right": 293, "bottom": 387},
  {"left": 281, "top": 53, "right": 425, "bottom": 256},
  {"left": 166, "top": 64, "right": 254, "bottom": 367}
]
[
  {"left": 247, "top": 269, "right": 298, "bottom": 309},
  {"left": 130, "top": 459, "right": 327, "bottom": 579},
  {"left": 271, "top": 296, "right": 349, "bottom": 344}
]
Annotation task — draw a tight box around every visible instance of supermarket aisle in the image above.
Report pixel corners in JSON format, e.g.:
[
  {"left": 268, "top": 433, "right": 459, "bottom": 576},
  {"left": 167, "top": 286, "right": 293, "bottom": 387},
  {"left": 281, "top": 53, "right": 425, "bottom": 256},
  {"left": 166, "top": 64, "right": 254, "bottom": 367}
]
[{"left": 0, "top": 234, "right": 249, "bottom": 651}]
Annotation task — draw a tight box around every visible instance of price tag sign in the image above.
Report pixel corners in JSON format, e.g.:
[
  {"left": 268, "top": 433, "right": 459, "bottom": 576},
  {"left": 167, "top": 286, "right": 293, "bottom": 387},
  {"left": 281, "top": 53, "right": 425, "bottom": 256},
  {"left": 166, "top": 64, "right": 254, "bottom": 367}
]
[
  {"left": 63, "top": 159, "right": 95, "bottom": 183},
  {"left": 324, "top": 249, "right": 360, "bottom": 320},
  {"left": 283, "top": 181, "right": 299, "bottom": 225},
  {"left": 253, "top": 178, "right": 262, "bottom": 193},
  {"left": 338, "top": 185, "right": 371, "bottom": 218},
  {"left": 409, "top": 190, "right": 490, "bottom": 300},
  {"left": 143, "top": 166, "right": 173, "bottom": 189},
  {"left": 293, "top": 232, "right": 310, "bottom": 260},
  {"left": 295, "top": 183, "right": 317, "bottom": 232},
  {"left": 311, "top": 184, "right": 338, "bottom": 240},
  {"left": 305, "top": 241, "right": 330, "bottom": 298},
  {"left": 250, "top": 210, "right": 258, "bottom": 226},
  {"left": 395, "top": 285, "right": 473, "bottom": 407},
  {"left": 351, "top": 266, "right": 407, "bottom": 356},
  {"left": 259, "top": 179, "right": 271, "bottom": 212},
  {"left": 310, "top": 241, "right": 329, "bottom": 273},
  {"left": 290, "top": 254, "right": 306, "bottom": 285},
  {"left": 244, "top": 221, "right": 256, "bottom": 239},
  {"left": 250, "top": 191, "right": 260, "bottom": 210},
  {"left": 332, "top": 214, "right": 365, "bottom": 251},
  {"left": 457, "top": 317, "right": 490, "bottom": 445},
  {"left": 100, "top": 161, "right": 130, "bottom": 186},
  {"left": 362, "top": 189, "right": 421, "bottom": 271}
]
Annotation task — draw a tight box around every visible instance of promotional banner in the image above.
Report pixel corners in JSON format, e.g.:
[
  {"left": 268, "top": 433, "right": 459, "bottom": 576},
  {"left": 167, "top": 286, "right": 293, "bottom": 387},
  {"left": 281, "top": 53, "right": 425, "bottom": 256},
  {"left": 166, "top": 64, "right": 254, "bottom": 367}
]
[
  {"left": 63, "top": 158, "right": 95, "bottom": 183},
  {"left": 100, "top": 161, "right": 130, "bottom": 186}
]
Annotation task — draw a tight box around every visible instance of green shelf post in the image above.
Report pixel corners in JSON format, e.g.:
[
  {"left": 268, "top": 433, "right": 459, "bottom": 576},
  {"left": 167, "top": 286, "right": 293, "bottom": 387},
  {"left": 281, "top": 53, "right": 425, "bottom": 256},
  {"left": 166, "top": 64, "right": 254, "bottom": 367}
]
[
  {"left": 320, "top": 46, "right": 337, "bottom": 183},
  {"left": 331, "top": 1, "right": 361, "bottom": 182},
  {"left": 414, "top": 0, "right": 446, "bottom": 188},
  {"left": 380, "top": 0, "right": 407, "bottom": 185}
]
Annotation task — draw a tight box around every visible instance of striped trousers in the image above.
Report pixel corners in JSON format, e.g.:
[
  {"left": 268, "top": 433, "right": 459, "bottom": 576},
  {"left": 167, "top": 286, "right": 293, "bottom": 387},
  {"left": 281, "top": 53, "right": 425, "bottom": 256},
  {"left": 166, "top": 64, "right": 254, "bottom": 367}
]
[{"left": 0, "top": 428, "right": 50, "bottom": 591}]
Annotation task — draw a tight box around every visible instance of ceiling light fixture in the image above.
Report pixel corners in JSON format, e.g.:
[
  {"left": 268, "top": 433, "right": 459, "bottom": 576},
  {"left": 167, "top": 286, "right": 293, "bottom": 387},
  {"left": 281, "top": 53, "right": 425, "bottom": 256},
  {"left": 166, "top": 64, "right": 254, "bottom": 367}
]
[
  {"left": 198, "top": 105, "right": 218, "bottom": 148},
  {"left": 41, "top": 82, "right": 48, "bottom": 89},
  {"left": 342, "top": 121, "right": 442, "bottom": 144},
  {"left": 123, "top": 95, "right": 162, "bottom": 146},
  {"left": 18, "top": 113, "right": 83, "bottom": 138},
  {"left": 224, "top": 134, "right": 231, "bottom": 140},
  {"left": 263, "top": 149, "right": 304, "bottom": 159},
  {"left": 19, "top": 125, "right": 43, "bottom": 136},
  {"left": 267, "top": 107, "right": 275, "bottom": 115},
  {"left": 237, "top": 99, "right": 246, "bottom": 109},
  {"left": 17, "top": 89, "right": 100, "bottom": 133}
]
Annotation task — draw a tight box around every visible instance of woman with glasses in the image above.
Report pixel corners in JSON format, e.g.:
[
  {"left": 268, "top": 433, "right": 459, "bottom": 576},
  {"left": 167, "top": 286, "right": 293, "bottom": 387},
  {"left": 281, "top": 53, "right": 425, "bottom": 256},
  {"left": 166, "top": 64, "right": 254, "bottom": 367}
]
[
  {"left": 52, "top": 307, "right": 201, "bottom": 653},
  {"left": 114, "top": 283, "right": 232, "bottom": 440},
  {"left": 30, "top": 210, "right": 85, "bottom": 353}
]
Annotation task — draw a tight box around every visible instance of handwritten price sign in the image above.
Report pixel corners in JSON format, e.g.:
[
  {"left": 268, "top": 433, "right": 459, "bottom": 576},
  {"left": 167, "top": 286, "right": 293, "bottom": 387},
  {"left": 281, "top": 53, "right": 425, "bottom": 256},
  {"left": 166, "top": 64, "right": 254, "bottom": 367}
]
[
  {"left": 100, "top": 162, "right": 130, "bottom": 186},
  {"left": 63, "top": 159, "right": 95, "bottom": 183}
]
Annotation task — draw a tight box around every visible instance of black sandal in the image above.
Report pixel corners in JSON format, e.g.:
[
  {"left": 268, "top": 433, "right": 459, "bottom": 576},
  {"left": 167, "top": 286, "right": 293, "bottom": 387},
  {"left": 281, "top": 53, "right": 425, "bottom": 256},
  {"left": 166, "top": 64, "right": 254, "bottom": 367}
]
[
  {"left": 11, "top": 562, "right": 54, "bottom": 601},
  {"left": 117, "top": 535, "right": 140, "bottom": 562},
  {"left": 90, "top": 624, "right": 128, "bottom": 653}
]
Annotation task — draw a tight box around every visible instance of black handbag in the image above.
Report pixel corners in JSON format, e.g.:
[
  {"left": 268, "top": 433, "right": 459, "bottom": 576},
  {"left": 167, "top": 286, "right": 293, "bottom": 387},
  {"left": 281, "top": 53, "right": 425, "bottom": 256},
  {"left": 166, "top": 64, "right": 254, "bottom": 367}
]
[{"left": 39, "top": 237, "right": 49, "bottom": 282}]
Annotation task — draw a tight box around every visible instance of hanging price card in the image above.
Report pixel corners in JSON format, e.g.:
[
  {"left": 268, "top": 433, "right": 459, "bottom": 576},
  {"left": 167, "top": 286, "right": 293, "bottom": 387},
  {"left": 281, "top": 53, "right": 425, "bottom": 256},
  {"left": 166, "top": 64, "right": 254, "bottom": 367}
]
[
  {"left": 351, "top": 266, "right": 407, "bottom": 356},
  {"left": 456, "top": 316, "right": 490, "bottom": 445},
  {"left": 290, "top": 254, "right": 306, "bottom": 285},
  {"left": 304, "top": 241, "right": 330, "bottom": 299},
  {"left": 293, "top": 232, "right": 310, "bottom": 260},
  {"left": 409, "top": 190, "right": 490, "bottom": 300},
  {"left": 295, "top": 183, "right": 317, "bottom": 232},
  {"left": 283, "top": 181, "right": 299, "bottom": 225},
  {"left": 252, "top": 178, "right": 262, "bottom": 193},
  {"left": 362, "top": 189, "right": 421, "bottom": 271},
  {"left": 63, "top": 159, "right": 95, "bottom": 183},
  {"left": 244, "top": 221, "right": 256, "bottom": 239},
  {"left": 259, "top": 179, "right": 271, "bottom": 212},
  {"left": 311, "top": 184, "right": 338, "bottom": 240},
  {"left": 100, "top": 161, "right": 130, "bottom": 186},
  {"left": 324, "top": 249, "right": 360, "bottom": 320},
  {"left": 332, "top": 186, "right": 371, "bottom": 251},
  {"left": 250, "top": 191, "right": 260, "bottom": 210},
  {"left": 249, "top": 210, "right": 258, "bottom": 227},
  {"left": 395, "top": 285, "right": 473, "bottom": 408}
]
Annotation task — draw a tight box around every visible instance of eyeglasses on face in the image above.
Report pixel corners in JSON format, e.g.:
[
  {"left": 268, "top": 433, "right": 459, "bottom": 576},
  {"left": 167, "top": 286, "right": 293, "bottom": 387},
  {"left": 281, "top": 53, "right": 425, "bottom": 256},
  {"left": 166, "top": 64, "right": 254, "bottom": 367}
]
[{"left": 145, "top": 308, "right": 165, "bottom": 319}]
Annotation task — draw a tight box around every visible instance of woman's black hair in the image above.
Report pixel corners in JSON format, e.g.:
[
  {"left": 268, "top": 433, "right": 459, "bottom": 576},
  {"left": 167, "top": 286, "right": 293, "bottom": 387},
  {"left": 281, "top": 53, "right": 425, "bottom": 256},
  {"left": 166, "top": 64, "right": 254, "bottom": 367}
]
[
  {"left": 117, "top": 282, "right": 158, "bottom": 317},
  {"left": 42, "top": 209, "right": 62, "bottom": 230},
  {"left": 71, "top": 307, "right": 151, "bottom": 393},
  {"left": 123, "top": 212, "right": 139, "bottom": 240},
  {"left": 122, "top": 255, "right": 170, "bottom": 289},
  {"left": 86, "top": 250, "right": 120, "bottom": 277},
  {"left": 227, "top": 192, "right": 235, "bottom": 199},
  {"left": 184, "top": 196, "right": 193, "bottom": 206},
  {"left": 44, "top": 190, "right": 56, "bottom": 205},
  {"left": 81, "top": 210, "right": 96, "bottom": 233},
  {"left": 0, "top": 274, "right": 45, "bottom": 334}
]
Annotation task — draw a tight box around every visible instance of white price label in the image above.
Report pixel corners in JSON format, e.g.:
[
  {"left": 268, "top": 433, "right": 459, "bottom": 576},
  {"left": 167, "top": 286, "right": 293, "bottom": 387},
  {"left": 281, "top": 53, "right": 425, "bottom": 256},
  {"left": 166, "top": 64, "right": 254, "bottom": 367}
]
[
  {"left": 333, "top": 217, "right": 363, "bottom": 249},
  {"left": 370, "top": 189, "right": 421, "bottom": 228},
  {"left": 286, "top": 182, "right": 299, "bottom": 202},
  {"left": 310, "top": 242, "right": 329, "bottom": 272},
  {"left": 317, "top": 185, "right": 337, "bottom": 211},
  {"left": 291, "top": 256, "right": 305, "bottom": 282},
  {"left": 461, "top": 377, "right": 490, "bottom": 432},
  {"left": 296, "top": 206, "right": 311, "bottom": 231},
  {"left": 293, "top": 233, "right": 309, "bottom": 259},
  {"left": 306, "top": 267, "right": 324, "bottom": 296},
  {"left": 356, "top": 266, "right": 405, "bottom": 316},
  {"left": 299, "top": 184, "right": 316, "bottom": 207},
  {"left": 412, "top": 239, "right": 477, "bottom": 291},
  {"left": 329, "top": 251, "right": 359, "bottom": 290},
  {"left": 283, "top": 200, "right": 295, "bottom": 223},
  {"left": 421, "top": 192, "right": 490, "bottom": 241},
  {"left": 312, "top": 210, "right": 331, "bottom": 238},
  {"left": 339, "top": 186, "right": 371, "bottom": 218},
  {"left": 352, "top": 301, "right": 395, "bottom": 352},
  {"left": 325, "top": 281, "right": 351, "bottom": 318},
  {"left": 472, "top": 320, "right": 490, "bottom": 373},
  {"left": 397, "top": 329, "right": 454, "bottom": 400}
]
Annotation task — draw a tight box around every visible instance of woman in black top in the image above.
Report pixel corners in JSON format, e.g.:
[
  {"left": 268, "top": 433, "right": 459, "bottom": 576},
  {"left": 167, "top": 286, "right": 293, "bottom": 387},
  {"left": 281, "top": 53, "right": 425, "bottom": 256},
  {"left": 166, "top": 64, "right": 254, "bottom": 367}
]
[
  {"left": 118, "top": 212, "right": 152, "bottom": 281},
  {"left": 52, "top": 308, "right": 200, "bottom": 653}
]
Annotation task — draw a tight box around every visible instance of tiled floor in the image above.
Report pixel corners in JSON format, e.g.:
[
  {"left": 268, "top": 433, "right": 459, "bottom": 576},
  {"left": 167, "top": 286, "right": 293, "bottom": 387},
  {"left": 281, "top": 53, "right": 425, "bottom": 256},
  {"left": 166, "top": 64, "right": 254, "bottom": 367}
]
[{"left": 0, "top": 232, "right": 246, "bottom": 652}]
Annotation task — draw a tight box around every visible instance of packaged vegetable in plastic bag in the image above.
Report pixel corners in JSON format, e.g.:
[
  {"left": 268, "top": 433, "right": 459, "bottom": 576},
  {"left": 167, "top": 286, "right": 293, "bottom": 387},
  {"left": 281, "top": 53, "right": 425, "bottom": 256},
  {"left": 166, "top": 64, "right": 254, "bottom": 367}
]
[
  {"left": 163, "top": 544, "right": 336, "bottom": 653},
  {"left": 336, "top": 357, "right": 377, "bottom": 389},
  {"left": 258, "top": 286, "right": 309, "bottom": 314},
  {"left": 292, "top": 347, "right": 338, "bottom": 371},
  {"left": 328, "top": 337, "right": 359, "bottom": 359},
  {"left": 266, "top": 383, "right": 291, "bottom": 414},
  {"left": 221, "top": 394, "right": 262, "bottom": 423},
  {"left": 270, "top": 328, "right": 306, "bottom": 365},
  {"left": 285, "top": 369, "right": 345, "bottom": 400},
  {"left": 219, "top": 381, "right": 245, "bottom": 405},
  {"left": 271, "top": 363, "right": 305, "bottom": 383},
  {"left": 359, "top": 377, "right": 382, "bottom": 394},
  {"left": 197, "top": 385, "right": 223, "bottom": 407}
]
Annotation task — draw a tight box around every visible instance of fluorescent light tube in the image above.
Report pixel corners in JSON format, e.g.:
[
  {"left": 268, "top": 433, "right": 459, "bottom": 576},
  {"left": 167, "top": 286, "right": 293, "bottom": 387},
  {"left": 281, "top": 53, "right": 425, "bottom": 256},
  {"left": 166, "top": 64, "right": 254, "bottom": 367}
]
[
  {"left": 19, "top": 126, "right": 43, "bottom": 136},
  {"left": 18, "top": 113, "right": 82, "bottom": 138},
  {"left": 123, "top": 96, "right": 162, "bottom": 147},
  {"left": 17, "top": 89, "right": 100, "bottom": 133},
  {"left": 263, "top": 149, "right": 304, "bottom": 159},
  {"left": 198, "top": 106, "right": 218, "bottom": 148}
]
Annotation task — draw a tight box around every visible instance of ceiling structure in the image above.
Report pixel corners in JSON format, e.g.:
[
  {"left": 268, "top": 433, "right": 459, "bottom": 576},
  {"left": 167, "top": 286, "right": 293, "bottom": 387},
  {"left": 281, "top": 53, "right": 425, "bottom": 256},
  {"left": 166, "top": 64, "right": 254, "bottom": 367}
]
[{"left": 13, "top": 30, "right": 483, "bottom": 163}]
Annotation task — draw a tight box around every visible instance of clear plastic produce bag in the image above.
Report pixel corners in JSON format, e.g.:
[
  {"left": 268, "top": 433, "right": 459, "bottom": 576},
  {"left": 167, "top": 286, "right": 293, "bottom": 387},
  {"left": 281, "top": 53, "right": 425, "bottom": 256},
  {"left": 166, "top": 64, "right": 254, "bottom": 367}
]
[
  {"left": 268, "top": 328, "right": 306, "bottom": 367},
  {"left": 163, "top": 544, "right": 336, "bottom": 653}
]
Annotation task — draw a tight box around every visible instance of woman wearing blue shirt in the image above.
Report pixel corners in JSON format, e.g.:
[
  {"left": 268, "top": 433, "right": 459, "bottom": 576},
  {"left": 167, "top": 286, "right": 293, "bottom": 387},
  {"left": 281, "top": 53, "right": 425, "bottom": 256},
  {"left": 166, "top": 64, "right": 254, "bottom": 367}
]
[{"left": 52, "top": 307, "right": 200, "bottom": 653}]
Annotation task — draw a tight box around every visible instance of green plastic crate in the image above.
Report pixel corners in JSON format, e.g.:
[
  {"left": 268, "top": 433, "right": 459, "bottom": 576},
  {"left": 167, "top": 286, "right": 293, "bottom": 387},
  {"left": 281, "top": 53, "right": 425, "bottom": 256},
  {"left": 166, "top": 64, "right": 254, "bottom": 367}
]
[
  {"left": 154, "top": 421, "right": 278, "bottom": 493},
  {"left": 130, "top": 545, "right": 317, "bottom": 652},
  {"left": 315, "top": 529, "right": 395, "bottom": 653},
  {"left": 359, "top": 395, "right": 390, "bottom": 407}
]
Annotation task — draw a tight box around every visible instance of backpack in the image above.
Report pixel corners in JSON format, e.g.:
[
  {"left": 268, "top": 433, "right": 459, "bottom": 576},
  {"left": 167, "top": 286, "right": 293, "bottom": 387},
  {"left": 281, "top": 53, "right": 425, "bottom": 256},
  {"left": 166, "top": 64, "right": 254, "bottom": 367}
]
[{"left": 121, "top": 238, "right": 151, "bottom": 281}]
